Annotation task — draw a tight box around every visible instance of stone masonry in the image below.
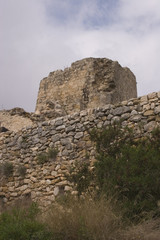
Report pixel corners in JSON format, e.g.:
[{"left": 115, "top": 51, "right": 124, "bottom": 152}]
[
  {"left": 35, "top": 58, "right": 137, "bottom": 118},
  {"left": 0, "top": 91, "right": 160, "bottom": 210}
]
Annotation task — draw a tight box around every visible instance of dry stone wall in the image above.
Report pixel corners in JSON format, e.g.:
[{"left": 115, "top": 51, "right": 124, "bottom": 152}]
[
  {"left": 36, "top": 58, "right": 137, "bottom": 118},
  {"left": 0, "top": 91, "right": 160, "bottom": 210}
]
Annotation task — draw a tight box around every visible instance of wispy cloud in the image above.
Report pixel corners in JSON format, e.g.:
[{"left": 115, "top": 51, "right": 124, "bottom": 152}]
[{"left": 0, "top": 0, "right": 160, "bottom": 111}]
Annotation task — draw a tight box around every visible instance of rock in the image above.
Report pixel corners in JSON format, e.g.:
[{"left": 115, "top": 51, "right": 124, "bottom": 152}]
[
  {"left": 51, "top": 171, "right": 57, "bottom": 176},
  {"left": 121, "top": 113, "right": 130, "bottom": 120},
  {"left": 24, "top": 179, "right": 31, "bottom": 184},
  {"left": 46, "top": 180, "right": 52, "bottom": 185},
  {"left": 155, "top": 106, "right": 160, "bottom": 114},
  {"left": 74, "top": 132, "right": 84, "bottom": 139},
  {"left": 144, "top": 121, "right": 157, "bottom": 132},
  {"left": 57, "top": 180, "right": 68, "bottom": 186},
  {"left": 143, "top": 110, "right": 154, "bottom": 116},
  {"left": 10, "top": 192, "right": 18, "bottom": 197},
  {"left": 53, "top": 187, "right": 59, "bottom": 196},
  {"left": 55, "top": 119, "right": 63, "bottom": 127},
  {"left": 140, "top": 95, "right": 148, "bottom": 102},
  {"left": 64, "top": 186, "right": 72, "bottom": 191},
  {"left": 56, "top": 125, "right": 65, "bottom": 131},
  {"left": 143, "top": 104, "right": 150, "bottom": 111},
  {"left": 65, "top": 125, "right": 75, "bottom": 133},
  {"left": 60, "top": 138, "right": 71, "bottom": 146},
  {"left": 19, "top": 185, "right": 28, "bottom": 191},
  {"left": 51, "top": 134, "right": 61, "bottom": 143},
  {"left": 130, "top": 115, "right": 142, "bottom": 122},
  {"left": 62, "top": 149, "right": 69, "bottom": 156},
  {"left": 31, "top": 192, "right": 36, "bottom": 199},
  {"left": 111, "top": 107, "right": 124, "bottom": 116},
  {"left": 131, "top": 110, "right": 138, "bottom": 115},
  {"left": 148, "top": 92, "right": 157, "bottom": 99},
  {"left": 55, "top": 165, "right": 60, "bottom": 171}
]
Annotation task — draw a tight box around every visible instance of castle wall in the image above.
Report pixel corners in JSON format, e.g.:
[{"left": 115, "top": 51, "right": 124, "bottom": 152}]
[
  {"left": 35, "top": 58, "right": 137, "bottom": 118},
  {"left": 0, "top": 92, "right": 160, "bottom": 209}
]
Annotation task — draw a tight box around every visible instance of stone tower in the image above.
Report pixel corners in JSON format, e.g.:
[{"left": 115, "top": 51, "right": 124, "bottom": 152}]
[{"left": 35, "top": 58, "right": 137, "bottom": 118}]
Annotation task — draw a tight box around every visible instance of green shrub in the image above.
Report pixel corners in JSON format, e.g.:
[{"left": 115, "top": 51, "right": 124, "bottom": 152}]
[
  {"left": 70, "top": 124, "right": 160, "bottom": 220},
  {"left": 89, "top": 124, "right": 160, "bottom": 220},
  {"left": 17, "top": 165, "right": 27, "bottom": 178},
  {"left": 68, "top": 161, "right": 93, "bottom": 196},
  {"left": 37, "top": 148, "right": 58, "bottom": 164},
  {"left": 48, "top": 147, "right": 58, "bottom": 160},
  {"left": 0, "top": 203, "right": 52, "bottom": 240},
  {"left": 37, "top": 153, "right": 48, "bottom": 164},
  {"left": 0, "top": 161, "right": 14, "bottom": 178}
]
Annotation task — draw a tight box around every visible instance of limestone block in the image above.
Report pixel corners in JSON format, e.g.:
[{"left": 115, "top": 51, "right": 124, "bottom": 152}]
[
  {"left": 148, "top": 92, "right": 157, "bottom": 99},
  {"left": 64, "top": 186, "right": 72, "bottom": 191},
  {"left": 130, "top": 115, "right": 142, "bottom": 122},
  {"left": 10, "top": 192, "right": 18, "bottom": 197},
  {"left": 144, "top": 121, "right": 157, "bottom": 132},
  {"left": 51, "top": 171, "right": 57, "bottom": 176},
  {"left": 143, "top": 110, "right": 154, "bottom": 116},
  {"left": 74, "top": 132, "right": 84, "bottom": 139},
  {"left": 53, "top": 186, "right": 59, "bottom": 196},
  {"left": 140, "top": 95, "right": 148, "bottom": 102},
  {"left": 155, "top": 106, "right": 160, "bottom": 114}
]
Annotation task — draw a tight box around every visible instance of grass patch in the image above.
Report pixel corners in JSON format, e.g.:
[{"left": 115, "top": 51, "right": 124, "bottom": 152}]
[{"left": 46, "top": 195, "right": 122, "bottom": 240}]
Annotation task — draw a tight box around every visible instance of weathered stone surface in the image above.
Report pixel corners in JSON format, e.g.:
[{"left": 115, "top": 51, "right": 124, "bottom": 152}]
[
  {"left": 1, "top": 88, "right": 160, "bottom": 210},
  {"left": 140, "top": 95, "right": 148, "bottom": 102},
  {"left": 111, "top": 107, "right": 124, "bottom": 116},
  {"left": 143, "top": 110, "right": 154, "bottom": 116},
  {"left": 0, "top": 109, "right": 33, "bottom": 132},
  {"left": 155, "top": 106, "right": 160, "bottom": 114},
  {"left": 36, "top": 58, "right": 137, "bottom": 116},
  {"left": 60, "top": 138, "right": 71, "bottom": 145},
  {"left": 53, "top": 187, "right": 59, "bottom": 196},
  {"left": 51, "top": 134, "right": 61, "bottom": 143},
  {"left": 74, "top": 132, "right": 84, "bottom": 139},
  {"left": 130, "top": 115, "right": 142, "bottom": 122},
  {"left": 144, "top": 121, "right": 157, "bottom": 132},
  {"left": 148, "top": 92, "right": 157, "bottom": 99}
]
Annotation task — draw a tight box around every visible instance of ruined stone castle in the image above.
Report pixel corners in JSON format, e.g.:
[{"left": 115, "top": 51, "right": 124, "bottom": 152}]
[
  {"left": 0, "top": 57, "right": 160, "bottom": 210},
  {"left": 35, "top": 58, "right": 137, "bottom": 118}
]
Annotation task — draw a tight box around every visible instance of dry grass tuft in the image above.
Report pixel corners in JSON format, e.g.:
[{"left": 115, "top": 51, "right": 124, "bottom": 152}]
[{"left": 43, "top": 195, "right": 160, "bottom": 240}]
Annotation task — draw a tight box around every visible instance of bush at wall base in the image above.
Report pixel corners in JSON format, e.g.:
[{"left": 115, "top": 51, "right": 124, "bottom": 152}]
[{"left": 71, "top": 123, "right": 160, "bottom": 221}]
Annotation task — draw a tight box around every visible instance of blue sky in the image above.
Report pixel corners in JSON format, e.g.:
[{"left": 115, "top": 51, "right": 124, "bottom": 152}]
[
  {"left": 46, "top": 0, "right": 119, "bottom": 28},
  {"left": 0, "top": 0, "right": 160, "bottom": 111}
]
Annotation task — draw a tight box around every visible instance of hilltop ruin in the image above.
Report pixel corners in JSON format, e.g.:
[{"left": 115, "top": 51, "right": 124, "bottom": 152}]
[{"left": 36, "top": 58, "right": 137, "bottom": 118}]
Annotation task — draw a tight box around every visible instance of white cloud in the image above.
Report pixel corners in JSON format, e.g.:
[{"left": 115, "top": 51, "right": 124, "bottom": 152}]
[{"left": 0, "top": 0, "right": 160, "bottom": 111}]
